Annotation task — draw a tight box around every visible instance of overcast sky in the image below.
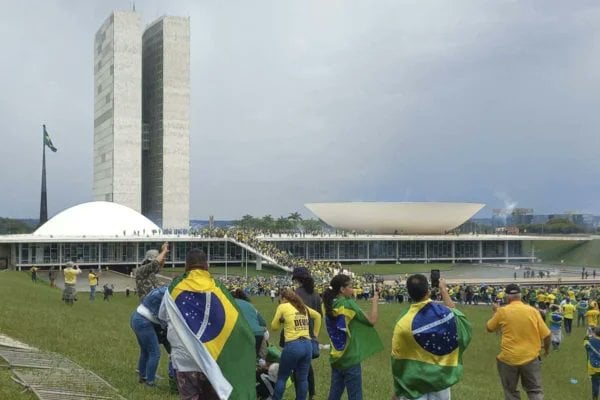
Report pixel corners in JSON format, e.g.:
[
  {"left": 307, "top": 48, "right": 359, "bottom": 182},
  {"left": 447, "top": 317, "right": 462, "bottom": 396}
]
[{"left": 1, "top": 0, "right": 600, "bottom": 220}]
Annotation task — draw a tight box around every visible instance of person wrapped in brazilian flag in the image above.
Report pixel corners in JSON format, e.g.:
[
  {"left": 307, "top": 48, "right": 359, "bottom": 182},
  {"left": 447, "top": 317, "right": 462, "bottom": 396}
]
[
  {"left": 391, "top": 274, "right": 472, "bottom": 400},
  {"left": 323, "top": 274, "right": 384, "bottom": 400},
  {"left": 159, "top": 248, "right": 256, "bottom": 400}
]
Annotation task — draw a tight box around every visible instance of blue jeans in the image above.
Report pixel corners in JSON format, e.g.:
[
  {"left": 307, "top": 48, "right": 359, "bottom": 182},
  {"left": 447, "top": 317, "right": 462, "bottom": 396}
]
[
  {"left": 273, "top": 339, "right": 312, "bottom": 400},
  {"left": 90, "top": 285, "right": 96, "bottom": 300},
  {"left": 328, "top": 364, "right": 363, "bottom": 400},
  {"left": 130, "top": 312, "right": 160, "bottom": 384},
  {"left": 593, "top": 374, "right": 600, "bottom": 399}
]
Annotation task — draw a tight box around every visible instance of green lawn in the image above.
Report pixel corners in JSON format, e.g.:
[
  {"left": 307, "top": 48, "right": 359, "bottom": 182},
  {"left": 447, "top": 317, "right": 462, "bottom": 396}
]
[
  {"left": 526, "top": 239, "right": 600, "bottom": 267},
  {"left": 341, "top": 263, "right": 453, "bottom": 276},
  {"left": 0, "top": 271, "right": 593, "bottom": 399}
]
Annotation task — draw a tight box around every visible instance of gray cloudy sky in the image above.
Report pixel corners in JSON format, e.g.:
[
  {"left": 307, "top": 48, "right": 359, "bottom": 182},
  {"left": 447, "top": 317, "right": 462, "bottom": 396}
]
[{"left": 1, "top": 0, "right": 600, "bottom": 220}]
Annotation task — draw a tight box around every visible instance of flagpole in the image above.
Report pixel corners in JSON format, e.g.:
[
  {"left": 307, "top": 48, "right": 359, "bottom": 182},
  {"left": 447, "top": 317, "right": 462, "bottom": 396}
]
[{"left": 39, "top": 125, "right": 48, "bottom": 227}]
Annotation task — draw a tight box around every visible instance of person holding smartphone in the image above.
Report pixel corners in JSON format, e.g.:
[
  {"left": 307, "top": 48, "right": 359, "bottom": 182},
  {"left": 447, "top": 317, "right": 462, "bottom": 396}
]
[{"left": 391, "top": 275, "right": 471, "bottom": 400}]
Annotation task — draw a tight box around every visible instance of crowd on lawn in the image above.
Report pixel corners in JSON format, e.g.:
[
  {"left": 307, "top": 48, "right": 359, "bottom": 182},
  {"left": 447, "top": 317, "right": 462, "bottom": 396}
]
[{"left": 45, "top": 232, "right": 600, "bottom": 400}]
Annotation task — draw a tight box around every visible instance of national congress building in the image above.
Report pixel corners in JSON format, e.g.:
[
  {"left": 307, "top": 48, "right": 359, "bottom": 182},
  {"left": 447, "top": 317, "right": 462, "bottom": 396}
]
[{"left": 93, "top": 10, "right": 190, "bottom": 230}]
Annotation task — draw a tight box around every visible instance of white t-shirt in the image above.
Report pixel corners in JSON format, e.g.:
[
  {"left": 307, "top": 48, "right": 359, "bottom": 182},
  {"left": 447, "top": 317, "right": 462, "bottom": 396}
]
[{"left": 270, "top": 290, "right": 276, "bottom": 298}]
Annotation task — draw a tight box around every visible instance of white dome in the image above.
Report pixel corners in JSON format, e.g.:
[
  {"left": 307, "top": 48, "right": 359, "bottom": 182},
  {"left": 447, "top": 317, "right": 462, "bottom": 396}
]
[
  {"left": 34, "top": 201, "right": 160, "bottom": 237},
  {"left": 305, "top": 202, "right": 485, "bottom": 235}
]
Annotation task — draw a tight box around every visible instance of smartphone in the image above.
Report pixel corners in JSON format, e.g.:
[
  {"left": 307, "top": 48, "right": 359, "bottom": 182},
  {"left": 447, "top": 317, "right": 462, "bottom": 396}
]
[{"left": 430, "top": 269, "right": 440, "bottom": 288}]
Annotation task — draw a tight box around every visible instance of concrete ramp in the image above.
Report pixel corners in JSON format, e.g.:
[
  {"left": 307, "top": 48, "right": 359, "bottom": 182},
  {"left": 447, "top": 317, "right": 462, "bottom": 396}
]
[{"left": 227, "top": 238, "right": 292, "bottom": 272}]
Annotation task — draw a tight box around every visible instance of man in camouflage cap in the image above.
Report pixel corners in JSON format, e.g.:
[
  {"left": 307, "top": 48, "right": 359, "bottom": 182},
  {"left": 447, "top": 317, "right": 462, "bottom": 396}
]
[{"left": 135, "top": 242, "right": 169, "bottom": 300}]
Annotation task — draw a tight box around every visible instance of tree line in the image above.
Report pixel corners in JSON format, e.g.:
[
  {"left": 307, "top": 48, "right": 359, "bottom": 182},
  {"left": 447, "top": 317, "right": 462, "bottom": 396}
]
[
  {"left": 0, "top": 218, "right": 36, "bottom": 234},
  {"left": 234, "top": 212, "right": 327, "bottom": 232}
]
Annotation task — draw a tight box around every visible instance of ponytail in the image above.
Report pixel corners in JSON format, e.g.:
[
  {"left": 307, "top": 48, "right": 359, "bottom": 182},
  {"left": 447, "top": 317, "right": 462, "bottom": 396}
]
[
  {"left": 281, "top": 289, "right": 307, "bottom": 315},
  {"left": 323, "top": 274, "right": 352, "bottom": 318}
]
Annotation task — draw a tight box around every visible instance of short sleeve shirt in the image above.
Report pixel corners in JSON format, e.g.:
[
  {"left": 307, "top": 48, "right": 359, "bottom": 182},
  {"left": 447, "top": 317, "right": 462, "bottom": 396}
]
[{"left": 486, "top": 301, "right": 550, "bottom": 366}]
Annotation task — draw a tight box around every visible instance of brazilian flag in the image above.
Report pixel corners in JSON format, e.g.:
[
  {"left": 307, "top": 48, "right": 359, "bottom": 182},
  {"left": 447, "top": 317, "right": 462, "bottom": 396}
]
[
  {"left": 325, "top": 297, "right": 383, "bottom": 369},
  {"left": 43, "top": 125, "right": 57, "bottom": 152},
  {"left": 164, "top": 269, "right": 256, "bottom": 399},
  {"left": 391, "top": 300, "right": 472, "bottom": 399}
]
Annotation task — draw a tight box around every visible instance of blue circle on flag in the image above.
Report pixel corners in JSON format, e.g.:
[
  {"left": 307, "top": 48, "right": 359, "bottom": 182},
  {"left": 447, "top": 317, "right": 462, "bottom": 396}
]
[
  {"left": 175, "top": 291, "right": 225, "bottom": 342},
  {"left": 411, "top": 303, "right": 458, "bottom": 356},
  {"left": 326, "top": 315, "right": 348, "bottom": 351}
]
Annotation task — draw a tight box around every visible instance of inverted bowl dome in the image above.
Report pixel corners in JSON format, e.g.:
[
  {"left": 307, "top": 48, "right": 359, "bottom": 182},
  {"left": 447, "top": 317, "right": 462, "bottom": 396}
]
[
  {"left": 305, "top": 202, "right": 485, "bottom": 235},
  {"left": 34, "top": 201, "right": 160, "bottom": 237}
]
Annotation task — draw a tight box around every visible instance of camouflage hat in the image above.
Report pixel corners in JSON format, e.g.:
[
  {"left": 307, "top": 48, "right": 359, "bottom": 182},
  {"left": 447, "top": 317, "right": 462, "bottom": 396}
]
[{"left": 143, "top": 249, "right": 159, "bottom": 264}]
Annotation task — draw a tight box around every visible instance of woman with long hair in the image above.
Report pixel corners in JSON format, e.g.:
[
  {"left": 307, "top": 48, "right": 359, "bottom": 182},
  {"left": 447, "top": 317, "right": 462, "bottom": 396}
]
[
  {"left": 271, "top": 289, "right": 321, "bottom": 400},
  {"left": 323, "top": 274, "right": 383, "bottom": 400},
  {"left": 292, "top": 267, "right": 322, "bottom": 399}
]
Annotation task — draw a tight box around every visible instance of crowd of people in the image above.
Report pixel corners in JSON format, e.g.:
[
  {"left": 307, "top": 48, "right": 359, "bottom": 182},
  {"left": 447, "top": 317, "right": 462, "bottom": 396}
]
[{"left": 35, "top": 234, "right": 600, "bottom": 400}]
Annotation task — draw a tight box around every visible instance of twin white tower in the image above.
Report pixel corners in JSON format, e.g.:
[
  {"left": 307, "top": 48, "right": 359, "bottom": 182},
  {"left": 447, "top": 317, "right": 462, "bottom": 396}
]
[{"left": 93, "top": 11, "right": 190, "bottom": 229}]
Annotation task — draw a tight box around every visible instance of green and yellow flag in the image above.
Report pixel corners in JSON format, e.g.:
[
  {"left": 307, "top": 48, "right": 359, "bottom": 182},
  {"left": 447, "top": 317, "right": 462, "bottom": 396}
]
[
  {"left": 43, "top": 125, "right": 57, "bottom": 152},
  {"left": 325, "top": 297, "right": 383, "bottom": 369},
  {"left": 391, "top": 300, "right": 472, "bottom": 399},
  {"left": 164, "top": 269, "right": 256, "bottom": 399}
]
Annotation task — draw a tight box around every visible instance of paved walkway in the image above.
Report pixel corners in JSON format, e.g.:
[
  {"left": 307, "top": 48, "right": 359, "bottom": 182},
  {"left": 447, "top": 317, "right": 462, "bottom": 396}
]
[{"left": 37, "top": 270, "right": 135, "bottom": 293}]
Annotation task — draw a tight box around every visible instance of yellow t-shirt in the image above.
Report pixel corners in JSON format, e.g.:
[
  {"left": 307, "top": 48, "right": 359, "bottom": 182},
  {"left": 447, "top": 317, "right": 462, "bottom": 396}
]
[
  {"left": 486, "top": 301, "right": 551, "bottom": 366},
  {"left": 562, "top": 303, "right": 576, "bottom": 319},
  {"left": 88, "top": 272, "right": 98, "bottom": 286},
  {"left": 63, "top": 267, "right": 81, "bottom": 285},
  {"left": 271, "top": 302, "right": 321, "bottom": 343},
  {"left": 537, "top": 293, "right": 546, "bottom": 303},
  {"left": 586, "top": 309, "right": 600, "bottom": 327}
]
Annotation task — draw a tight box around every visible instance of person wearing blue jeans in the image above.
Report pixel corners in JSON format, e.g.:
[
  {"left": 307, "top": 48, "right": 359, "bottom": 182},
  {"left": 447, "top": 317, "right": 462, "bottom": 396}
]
[
  {"left": 329, "top": 364, "right": 362, "bottom": 400},
  {"left": 274, "top": 339, "right": 312, "bottom": 400},
  {"left": 130, "top": 286, "right": 167, "bottom": 387},
  {"left": 322, "top": 275, "right": 383, "bottom": 400},
  {"left": 271, "top": 289, "right": 322, "bottom": 400}
]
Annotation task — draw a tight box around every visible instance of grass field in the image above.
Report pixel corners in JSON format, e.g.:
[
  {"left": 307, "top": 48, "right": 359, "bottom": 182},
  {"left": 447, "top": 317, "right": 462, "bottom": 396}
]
[
  {"left": 0, "top": 271, "right": 593, "bottom": 399},
  {"left": 527, "top": 239, "right": 600, "bottom": 267}
]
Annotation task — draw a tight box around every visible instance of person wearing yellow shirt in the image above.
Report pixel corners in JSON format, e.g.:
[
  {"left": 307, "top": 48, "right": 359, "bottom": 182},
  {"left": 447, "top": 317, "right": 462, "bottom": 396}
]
[
  {"left": 497, "top": 290, "right": 506, "bottom": 304},
  {"left": 487, "top": 284, "right": 551, "bottom": 400},
  {"left": 271, "top": 289, "right": 321, "bottom": 400},
  {"left": 88, "top": 270, "right": 99, "bottom": 301},
  {"left": 561, "top": 300, "right": 576, "bottom": 335},
  {"left": 537, "top": 292, "right": 546, "bottom": 304},
  {"left": 30, "top": 266, "right": 38, "bottom": 283},
  {"left": 62, "top": 262, "right": 81, "bottom": 305},
  {"left": 587, "top": 306, "right": 600, "bottom": 336}
]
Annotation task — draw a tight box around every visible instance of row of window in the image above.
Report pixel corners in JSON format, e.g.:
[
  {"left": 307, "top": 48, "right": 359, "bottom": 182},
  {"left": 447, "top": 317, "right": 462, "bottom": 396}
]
[{"left": 15, "top": 240, "right": 525, "bottom": 265}]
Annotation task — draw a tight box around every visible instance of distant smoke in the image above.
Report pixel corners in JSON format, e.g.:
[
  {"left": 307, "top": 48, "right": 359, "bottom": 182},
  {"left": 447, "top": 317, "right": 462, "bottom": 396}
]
[{"left": 494, "top": 192, "right": 518, "bottom": 223}]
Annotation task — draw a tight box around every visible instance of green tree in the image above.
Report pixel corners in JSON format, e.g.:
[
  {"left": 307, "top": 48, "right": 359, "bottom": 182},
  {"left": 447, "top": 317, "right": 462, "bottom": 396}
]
[{"left": 0, "top": 218, "right": 35, "bottom": 234}]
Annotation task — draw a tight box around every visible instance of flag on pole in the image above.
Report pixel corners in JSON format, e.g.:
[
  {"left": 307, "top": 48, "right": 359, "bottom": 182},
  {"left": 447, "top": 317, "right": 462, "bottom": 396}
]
[
  {"left": 164, "top": 269, "right": 256, "bottom": 400},
  {"left": 43, "top": 125, "right": 57, "bottom": 152}
]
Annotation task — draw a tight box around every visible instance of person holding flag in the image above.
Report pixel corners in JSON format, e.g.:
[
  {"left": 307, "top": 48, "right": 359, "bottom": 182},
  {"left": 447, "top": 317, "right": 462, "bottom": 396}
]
[
  {"left": 323, "top": 274, "right": 383, "bottom": 400},
  {"left": 391, "top": 275, "right": 472, "bottom": 400},
  {"left": 158, "top": 248, "right": 256, "bottom": 400}
]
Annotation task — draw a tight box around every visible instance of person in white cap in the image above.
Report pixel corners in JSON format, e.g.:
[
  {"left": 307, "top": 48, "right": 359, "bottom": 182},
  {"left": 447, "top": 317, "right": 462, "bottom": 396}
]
[{"left": 135, "top": 242, "right": 169, "bottom": 300}]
